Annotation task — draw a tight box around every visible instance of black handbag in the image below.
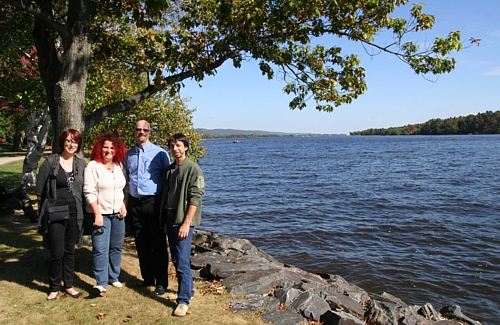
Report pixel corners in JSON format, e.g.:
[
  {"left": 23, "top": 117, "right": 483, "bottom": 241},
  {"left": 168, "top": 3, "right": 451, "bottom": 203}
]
[{"left": 47, "top": 205, "right": 69, "bottom": 222}]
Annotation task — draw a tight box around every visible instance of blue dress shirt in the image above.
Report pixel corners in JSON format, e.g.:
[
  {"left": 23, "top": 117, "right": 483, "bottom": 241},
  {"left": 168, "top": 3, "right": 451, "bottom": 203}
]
[{"left": 125, "top": 141, "right": 171, "bottom": 197}]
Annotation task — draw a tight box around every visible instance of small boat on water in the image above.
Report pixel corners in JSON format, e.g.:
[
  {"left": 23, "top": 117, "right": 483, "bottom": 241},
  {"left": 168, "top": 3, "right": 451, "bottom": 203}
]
[{"left": 233, "top": 140, "right": 241, "bottom": 143}]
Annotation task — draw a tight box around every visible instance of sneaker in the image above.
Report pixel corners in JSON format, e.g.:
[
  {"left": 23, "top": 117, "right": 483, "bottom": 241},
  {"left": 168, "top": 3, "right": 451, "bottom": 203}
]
[
  {"left": 110, "top": 281, "right": 122, "bottom": 288},
  {"left": 155, "top": 284, "right": 166, "bottom": 296},
  {"left": 173, "top": 303, "right": 189, "bottom": 317},
  {"left": 93, "top": 285, "right": 106, "bottom": 296}
]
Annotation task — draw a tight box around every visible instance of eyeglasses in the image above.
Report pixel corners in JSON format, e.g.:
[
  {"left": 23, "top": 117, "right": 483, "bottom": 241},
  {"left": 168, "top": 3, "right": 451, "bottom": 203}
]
[
  {"left": 135, "top": 128, "right": 150, "bottom": 132},
  {"left": 65, "top": 139, "right": 77, "bottom": 144}
]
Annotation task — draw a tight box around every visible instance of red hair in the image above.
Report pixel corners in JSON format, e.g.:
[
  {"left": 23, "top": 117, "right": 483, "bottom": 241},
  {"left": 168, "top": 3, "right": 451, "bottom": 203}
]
[{"left": 90, "top": 132, "right": 126, "bottom": 164}]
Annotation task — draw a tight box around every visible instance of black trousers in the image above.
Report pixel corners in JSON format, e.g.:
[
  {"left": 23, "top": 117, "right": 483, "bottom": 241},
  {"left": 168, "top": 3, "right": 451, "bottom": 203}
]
[
  {"left": 129, "top": 195, "right": 168, "bottom": 286},
  {"left": 47, "top": 213, "right": 78, "bottom": 291}
]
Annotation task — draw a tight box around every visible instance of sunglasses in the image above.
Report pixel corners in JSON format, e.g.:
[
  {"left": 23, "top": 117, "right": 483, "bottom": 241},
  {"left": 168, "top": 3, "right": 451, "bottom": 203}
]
[{"left": 135, "top": 128, "right": 150, "bottom": 132}]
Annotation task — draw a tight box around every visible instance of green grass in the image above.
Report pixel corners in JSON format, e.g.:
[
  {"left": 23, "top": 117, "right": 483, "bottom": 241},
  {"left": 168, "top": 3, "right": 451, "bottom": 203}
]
[
  {"left": 0, "top": 160, "right": 25, "bottom": 192},
  {"left": 0, "top": 159, "right": 265, "bottom": 325}
]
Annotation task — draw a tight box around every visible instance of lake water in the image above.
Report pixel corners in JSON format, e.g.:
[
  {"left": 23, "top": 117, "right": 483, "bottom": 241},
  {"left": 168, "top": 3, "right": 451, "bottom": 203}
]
[{"left": 197, "top": 135, "right": 499, "bottom": 325}]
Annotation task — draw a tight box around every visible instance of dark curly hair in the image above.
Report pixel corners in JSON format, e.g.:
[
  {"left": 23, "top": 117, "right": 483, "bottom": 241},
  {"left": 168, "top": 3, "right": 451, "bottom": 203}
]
[
  {"left": 90, "top": 132, "right": 127, "bottom": 164},
  {"left": 59, "top": 129, "right": 83, "bottom": 152}
]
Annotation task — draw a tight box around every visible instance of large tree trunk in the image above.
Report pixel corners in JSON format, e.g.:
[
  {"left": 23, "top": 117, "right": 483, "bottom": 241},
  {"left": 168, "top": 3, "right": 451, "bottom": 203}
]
[
  {"left": 21, "top": 108, "right": 51, "bottom": 189},
  {"left": 12, "top": 130, "right": 24, "bottom": 152},
  {"left": 33, "top": 0, "right": 91, "bottom": 154}
]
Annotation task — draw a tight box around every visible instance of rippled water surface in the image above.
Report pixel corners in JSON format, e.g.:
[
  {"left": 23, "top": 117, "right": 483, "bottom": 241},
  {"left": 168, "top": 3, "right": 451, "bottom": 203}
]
[{"left": 197, "top": 135, "right": 499, "bottom": 325}]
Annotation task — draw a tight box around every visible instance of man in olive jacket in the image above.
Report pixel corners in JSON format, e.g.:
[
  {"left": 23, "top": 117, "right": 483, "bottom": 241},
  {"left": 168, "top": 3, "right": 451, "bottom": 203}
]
[{"left": 159, "top": 133, "right": 204, "bottom": 317}]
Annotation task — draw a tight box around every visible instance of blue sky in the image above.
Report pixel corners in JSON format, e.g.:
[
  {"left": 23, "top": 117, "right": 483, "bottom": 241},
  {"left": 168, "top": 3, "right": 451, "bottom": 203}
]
[{"left": 180, "top": 0, "right": 500, "bottom": 134}]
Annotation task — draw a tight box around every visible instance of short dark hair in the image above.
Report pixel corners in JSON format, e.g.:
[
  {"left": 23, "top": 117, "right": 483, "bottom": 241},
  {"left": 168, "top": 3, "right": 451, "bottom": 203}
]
[
  {"left": 58, "top": 129, "right": 83, "bottom": 152},
  {"left": 168, "top": 133, "right": 190, "bottom": 151}
]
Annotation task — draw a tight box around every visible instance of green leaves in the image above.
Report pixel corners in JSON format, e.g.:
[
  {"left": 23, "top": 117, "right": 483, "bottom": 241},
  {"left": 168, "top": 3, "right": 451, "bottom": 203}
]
[{"left": 3, "top": 0, "right": 464, "bottom": 135}]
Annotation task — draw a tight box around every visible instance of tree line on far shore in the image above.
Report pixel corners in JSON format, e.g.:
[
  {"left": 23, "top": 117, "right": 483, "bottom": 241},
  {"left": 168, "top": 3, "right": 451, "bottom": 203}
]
[{"left": 350, "top": 110, "right": 500, "bottom": 136}]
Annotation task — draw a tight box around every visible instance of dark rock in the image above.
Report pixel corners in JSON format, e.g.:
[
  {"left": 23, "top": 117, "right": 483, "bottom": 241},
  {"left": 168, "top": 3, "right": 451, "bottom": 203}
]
[
  {"left": 274, "top": 287, "right": 302, "bottom": 307},
  {"left": 204, "top": 256, "right": 283, "bottom": 279},
  {"left": 439, "top": 305, "right": 482, "bottom": 325},
  {"left": 192, "top": 229, "right": 220, "bottom": 245},
  {"left": 191, "top": 251, "right": 232, "bottom": 269},
  {"left": 228, "top": 250, "right": 244, "bottom": 259},
  {"left": 399, "top": 305, "right": 433, "bottom": 325},
  {"left": 228, "top": 294, "right": 280, "bottom": 313},
  {"left": 322, "top": 291, "right": 365, "bottom": 316},
  {"left": 320, "top": 274, "right": 370, "bottom": 303},
  {"left": 418, "top": 303, "right": 440, "bottom": 320},
  {"left": 261, "top": 310, "right": 308, "bottom": 325},
  {"left": 320, "top": 310, "right": 365, "bottom": 325},
  {"left": 222, "top": 269, "right": 302, "bottom": 295},
  {"left": 364, "top": 293, "right": 403, "bottom": 325},
  {"left": 192, "top": 230, "right": 481, "bottom": 325},
  {"left": 191, "top": 269, "right": 203, "bottom": 280},
  {"left": 289, "top": 291, "right": 331, "bottom": 321}
]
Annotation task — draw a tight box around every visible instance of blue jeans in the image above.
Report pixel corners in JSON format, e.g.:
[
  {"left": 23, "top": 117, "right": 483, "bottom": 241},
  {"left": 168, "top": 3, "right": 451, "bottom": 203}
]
[
  {"left": 88, "top": 214, "right": 125, "bottom": 288},
  {"left": 166, "top": 222, "right": 194, "bottom": 305}
]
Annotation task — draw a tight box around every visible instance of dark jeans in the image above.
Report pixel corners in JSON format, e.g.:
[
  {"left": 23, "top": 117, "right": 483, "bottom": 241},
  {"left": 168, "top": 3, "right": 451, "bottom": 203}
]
[
  {"left": 47, "top": 213, "right": 78, "bottom": 292},
  {"left": 129, "top": 195, "right": 168, "bottom": 286}
]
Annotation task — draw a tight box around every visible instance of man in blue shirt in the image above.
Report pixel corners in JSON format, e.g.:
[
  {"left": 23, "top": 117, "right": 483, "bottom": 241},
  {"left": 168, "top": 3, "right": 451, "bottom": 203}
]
[{"left": 125, "top": 120, "right": 170, "bottom": 295}]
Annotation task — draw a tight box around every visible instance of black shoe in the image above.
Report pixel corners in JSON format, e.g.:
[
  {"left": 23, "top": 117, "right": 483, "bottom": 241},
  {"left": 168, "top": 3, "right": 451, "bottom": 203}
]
[
  {"left": 136, "top": 281, "right": 154, "bottom": 288},
  {"left": 65, "top": 290, "right": 82, "bottom": 298},
  {"left": 69, "top": 292, "right": 82, "bottom": 299},
  {"left": 155, "top": 284, "right": 166, "bottom": 296}
]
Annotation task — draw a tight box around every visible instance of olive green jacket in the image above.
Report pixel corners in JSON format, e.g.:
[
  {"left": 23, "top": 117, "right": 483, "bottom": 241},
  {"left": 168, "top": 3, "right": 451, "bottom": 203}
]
[{"left": 159, "top": 157, "right": 204, "bottom": 227}]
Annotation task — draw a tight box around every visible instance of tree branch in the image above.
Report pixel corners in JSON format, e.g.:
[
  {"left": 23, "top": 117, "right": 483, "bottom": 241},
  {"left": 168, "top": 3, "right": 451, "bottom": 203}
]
[
  {"left": 2, "top": 0, "right": 67, "bottom": 37},
  {"left": 85, "top": 52, "right": 234, "bottom": 131}
]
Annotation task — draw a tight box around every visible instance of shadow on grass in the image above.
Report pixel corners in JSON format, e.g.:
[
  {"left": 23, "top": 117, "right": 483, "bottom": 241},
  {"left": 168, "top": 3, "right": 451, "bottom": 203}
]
[
  {"left": 0, "top": 213, "right": 176, "bottom": 309},
  {"left": 0, "top": 170, "right": 22, "bottom": 192}
]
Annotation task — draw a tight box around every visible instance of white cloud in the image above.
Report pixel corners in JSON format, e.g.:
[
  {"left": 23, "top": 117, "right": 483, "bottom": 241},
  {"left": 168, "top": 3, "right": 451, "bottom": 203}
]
[{"left": 481, "top": 66, "right": 500, "bottom": 76}]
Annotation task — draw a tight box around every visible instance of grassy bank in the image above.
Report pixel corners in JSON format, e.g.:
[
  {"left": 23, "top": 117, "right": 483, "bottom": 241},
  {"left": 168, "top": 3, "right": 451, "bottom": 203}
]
[{"left": 0, "top": 160, "right": 264, "bottom": 324}]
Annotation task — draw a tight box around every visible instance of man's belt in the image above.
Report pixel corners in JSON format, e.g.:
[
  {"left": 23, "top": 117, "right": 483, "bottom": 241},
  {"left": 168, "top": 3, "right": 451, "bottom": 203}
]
[{"left": 130, "top": 195, "right": 157, "bottom": 201}]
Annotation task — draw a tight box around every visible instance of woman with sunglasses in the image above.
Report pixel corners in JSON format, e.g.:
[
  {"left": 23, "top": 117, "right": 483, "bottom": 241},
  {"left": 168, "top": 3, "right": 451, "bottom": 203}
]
[
  {"left": 83, "top": 133, "right": 127, "bottom": 295},
  {"left": 36, "top": 129, "right": 86, "bottom": 301}
]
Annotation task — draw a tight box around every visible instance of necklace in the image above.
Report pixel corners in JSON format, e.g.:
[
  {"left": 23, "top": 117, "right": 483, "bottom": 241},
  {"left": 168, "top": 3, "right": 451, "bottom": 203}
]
[{"left": 65, "top": 170, "right": 74, "bottom": 192}]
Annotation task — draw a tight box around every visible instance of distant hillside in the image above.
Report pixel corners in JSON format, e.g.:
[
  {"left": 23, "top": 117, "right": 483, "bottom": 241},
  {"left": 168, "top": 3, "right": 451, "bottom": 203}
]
[
  {"left": 197, "top": 128, "right": 291, "bottom": 137},
  {"left": 350, "top": 110, "right": 500, "bottom": 136}
]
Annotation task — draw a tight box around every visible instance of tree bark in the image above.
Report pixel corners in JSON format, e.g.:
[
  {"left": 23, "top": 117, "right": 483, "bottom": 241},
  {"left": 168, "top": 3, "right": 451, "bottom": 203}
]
[
  {"left": 21, "top": 108, "right": 51, "bottom": 189},
  {"left": 12, "top": 130, "right": 24, "bottom": 152}
]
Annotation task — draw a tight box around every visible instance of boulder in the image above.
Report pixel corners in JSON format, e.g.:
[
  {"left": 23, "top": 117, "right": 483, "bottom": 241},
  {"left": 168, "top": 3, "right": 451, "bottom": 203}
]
[
  {"left": 222, "top": 269, "right": 302, "bottom": 295},
  {"left": 289, "top": 291, "right": 331, "bottom": 321},
  {"left": 191, "top": 230, "right": 482, "bottom": 325},
  {"left": 322, "top": 291, "right": 365, "bottom": 316},
  {"left": 320, "top": 310, "right": 365, "bottom": 325},
  {"left": 261, "top": 310, "right": 308, "bottom": 325},
  {"left": 228, "top": 293, "right": 280, "bottom": 313},
  {"left": 274, "top": 287, "right": 302, "bottom": 307},
  {"left": 439, "top": 305, "right": 482, "bottom": 325},
  {"left": 203, "top": 256, "right": 283, "bottom": 279},
  {"left": 191, "top": 251, "right": 233, "bottom": 269}
]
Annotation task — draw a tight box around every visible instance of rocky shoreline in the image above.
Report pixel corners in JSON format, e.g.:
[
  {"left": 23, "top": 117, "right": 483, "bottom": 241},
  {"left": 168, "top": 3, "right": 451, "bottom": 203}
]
[{"left": 191, "top": 229, "right": 482, "bottom": 325}]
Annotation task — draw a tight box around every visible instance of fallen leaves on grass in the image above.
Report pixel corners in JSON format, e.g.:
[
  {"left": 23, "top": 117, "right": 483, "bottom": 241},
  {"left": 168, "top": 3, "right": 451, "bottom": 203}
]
[
  {"left": 96, "top": 312, "right": 106, "bottom": 320},
  {"left": 198, "top": 280, "right": 226, "bottom": 295}
]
